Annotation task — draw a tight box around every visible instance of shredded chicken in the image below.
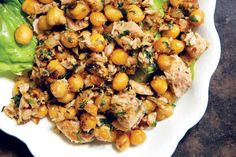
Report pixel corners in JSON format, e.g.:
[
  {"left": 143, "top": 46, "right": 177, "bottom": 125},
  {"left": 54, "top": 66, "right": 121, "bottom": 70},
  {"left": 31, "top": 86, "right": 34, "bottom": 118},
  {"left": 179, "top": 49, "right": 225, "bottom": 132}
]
[{"left": 129, "top": 80, "right": 153, "bottom": 95}]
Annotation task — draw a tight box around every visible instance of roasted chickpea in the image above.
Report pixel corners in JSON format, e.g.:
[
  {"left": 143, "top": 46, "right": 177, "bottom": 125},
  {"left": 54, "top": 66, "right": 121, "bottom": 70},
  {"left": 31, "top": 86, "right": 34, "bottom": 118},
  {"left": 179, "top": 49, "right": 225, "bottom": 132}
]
[
  {"left": 38, "top": 16, "right": 52, "bottom": 31},
  {"left": 48, "top": 105, "right": 59, "bottom": 120},
  {"left": 89, "top": 33, "right": 106, "bottom": 52},
  {"left": 47, "top": 60, "right": 66, "bottom": 77},
  {"left": 15, "top": 24, "right": 33, "bottom": 45},
  {"left": 127, "top": 5, "right": 145, "bottom": 23},
  {"left": 104, "top": 5, "right": 123, "bottom": 22},
  {"left": 130, "top": 130, "right": 146, "bottom": 145},
  {"left": 151, "top": 76, "right": 168, "bottom": 95},
  {"left": 116, "top": 133, "right": 130, "bottom": 151},
  {"left": 57, "top": 92, "right": 75, "bottom": 103},
  {"left": 163, "top": 90, "right": 176, "bottom": 105},
  {"left": 36, "top": 105, "right": 48, "bottom": 118},
  {"left": 95, "top": 95, "right": 111, "bottom": 112},
  {"left": 38, "top": 0, "right": 53, "bottom": 4},
  {"left": 46, "top": 6, "right": 66, "bottom": 26},
  {"left": 94, "top": 125, "right": 112, "bottom": 142},
  {"left": 80, "top": 113, "right": 97, "bottom": 132},
  {"left": 170, "top": 0, "right": 183, "bottom": 7},
  {"left": 60, "top": 31, "right": 79, "bottom": 48},
  {"left": 22, "top": 0, "right": 40, "bottom": 15},
  {"left": 143, "top": 100, "right": 156, "bottom": 114},
  {"left": 156, "top": 104, "right": 174, "bottom": 121},
  {"left": 85, "top": 0, "right": 103, "bottom": 11},
  {"left": 64, "top": 107, "right": 77, "bottom": 119},
  {"left": 68, "top": 74, "right": 84, "bottom": 92},
  {"left": 157, "top": 54, "right": 172, "bottom": 71},
  {"left": 112, "top": 72, "right": 129, "bottom": 91},
  {"left": 154, "top": 37, "right": 171, "bottom": 53},
  {"left": 171, "top": 39, "right": 185, "bottom": 54},
  {"left": 55, "top": 51, "right": 69, "bottom": 61},
  {"left": 70, "top": 3, "right": 90, "bottom": 20},
  {"left": 84, "top": 104, "right": 98, "bottom": 116},
  {"left": 162, "top": 24, "right": 180, "bottom": 38},
  {"left": 189, "top": 9, "right": 205, "bottom": 26},
  {"left": 89, "top": 12, "right": 107, "bottom": 27},
  {"left": 50, "top": 80, "right": 68, "bottom": 98},
  {"left": 111, "top": 49, "right": 129, "bottom": 65}
]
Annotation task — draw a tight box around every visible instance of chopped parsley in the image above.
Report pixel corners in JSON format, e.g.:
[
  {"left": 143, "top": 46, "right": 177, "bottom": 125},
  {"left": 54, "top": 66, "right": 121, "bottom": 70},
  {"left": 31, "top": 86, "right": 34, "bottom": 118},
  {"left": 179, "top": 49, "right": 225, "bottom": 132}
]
[
  {"left": 100, "top": 118, "right": 110, "bottom": 125},
  {"left": 151, "top": 121, "right": 157, "bottom": 127},
  {"left": 115, "top": 111, "right": 126, "bottom": 117},
  {"left": 118, "top": 2, "right": 127, "bottom": 17},
  {"left": 12, "top": 95, "right": 21, "bottom": 108},
  {"left": 102, "top": 32, "right": 114, "bottom": 43},
  {"left": 79, "top": 101, "right": 88, "bottom": 109},
  {"left": 39, "top": 49, "right": 52, "bottom": 56},
  {"left": 118, "top": 30, "right": 130, "bottom": 38},
  {"left": 171, "top": 104, "right": 176, "bottom": 107},
  {"left": 189, "top": 16, "right": 198, "bottom": 22},
  {"left": 67, "top": 37, "right": 73, "bottom": 43},
  {"left": 162, "top": 41, "right": 170, "bottom": 48}
]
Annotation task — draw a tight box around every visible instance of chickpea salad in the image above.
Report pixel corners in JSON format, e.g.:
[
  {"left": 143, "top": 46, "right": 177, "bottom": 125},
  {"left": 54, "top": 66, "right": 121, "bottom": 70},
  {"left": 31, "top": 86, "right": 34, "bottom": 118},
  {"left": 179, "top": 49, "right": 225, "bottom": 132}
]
[{"left": 2, "top": 0, "right": 208, "bottom": 151}]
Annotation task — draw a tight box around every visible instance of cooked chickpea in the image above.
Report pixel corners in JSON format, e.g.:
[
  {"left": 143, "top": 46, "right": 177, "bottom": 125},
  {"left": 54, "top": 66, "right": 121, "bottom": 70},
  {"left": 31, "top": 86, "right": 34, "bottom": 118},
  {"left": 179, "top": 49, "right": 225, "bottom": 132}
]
[
  {"left": 95, "top": 95, "right": 111, "bottom": 112},
  {"left": 94, "top": 126, "right": 112, "bottom": 142},
  {"left": 64, "top": 107, "right": 77, "bottom": 119},
  {"left": 70, "top": 3, "right": 90, "bottom": 20},
  {"left": 85, "top": 0, "right": 103, "bottom": 11},
  {"left": 38, "top": 0, "right": 53, "bottom": 4},
  {"left": 157, "top": 54, "right": 172, "bottom": 71},
  {"left": 104, "top": 5, "right": 123, "bottom": 22},
  {"left": 171, "top": 39, "right": 185, "bottom": 54},
  {"left": 170, "top": 0, "right": 183, "bottom": 7},
  {"left": 15, "top": 24, "right": 33, "bottom": 45},
  {"left": 130, "top": 130, "right": 146, "bottom": 145},
  {"left": 36, "top": 105, "right": 48, "bottom": 118},
  {"left": 116, "top": 133, "right": 130, "bottom": 151},
  {"left": 22, "top": 0, "right": 40, "bottom": 15},
  {"left": 57, "top": 92, "right": 75, "bottom": 103},
  {"left": 80, "top": 113, "right": 97, "bottom": 132},
  {"left": 143, "top": 100, "right": 156, "bottom": 114},
  {"left": 47, "top": 60, "right": 66, "bottom": 77},
  {"left": 163, "top": 90, "right": 176, "bottom": 105},
  {"left": 162, "top": 24, "right": 180, "bottom": 38},
  {"left": 48, "top": 105, "right": 59, "bottom": 120},
  {"left": 46, "top": 6, "right": 66, "bottom": 26},
  {"left": 55, "top": 51, "right": 69, "bottom": 61},
  {"left": 154, "top": 37, "right": 171, "bottom": 53},
  {"left": 68, "top": 74, "right": 84, "bottom": 92},
  {"left": 38, "top": 16, "right": 52, "bottom": 31},
  {"left": 151, "top": 76, "right": 168, "bottom": 95},
  {"left": 156, "top": 104, "right": 174, "bottom": 121},
  {"left": 50, "top": 80, "right": 68, "bottom": 98},
  {"left": 89, "top": 33, "right": 106, "bottom": 52},
  {"left": 84, "top": 104, "right": 98, "bottom": 116},
  {"left": 89, "top": 12, "right": 107, "bottom": 27},
  {"left": 60, "top": 31, "right": 79, "bottom": 48},
  {"left": 111, "top": 49, "right": 129, "bottom": 65},
  {"left": 127, "top": 5, "right": 145, "bottom": 23},
  {"left": 112, "top": 72, "right": 129, "bottom": 91},
  {"left": 189, "top": 9, "right": 205, "bottom": 26}
]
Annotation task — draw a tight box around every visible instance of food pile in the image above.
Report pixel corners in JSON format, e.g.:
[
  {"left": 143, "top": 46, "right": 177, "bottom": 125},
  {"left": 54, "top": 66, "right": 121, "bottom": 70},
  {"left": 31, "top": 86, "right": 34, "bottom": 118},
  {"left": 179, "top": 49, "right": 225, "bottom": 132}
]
[{"left": 3, "top": 0, "right": 208, "bottom": 151}]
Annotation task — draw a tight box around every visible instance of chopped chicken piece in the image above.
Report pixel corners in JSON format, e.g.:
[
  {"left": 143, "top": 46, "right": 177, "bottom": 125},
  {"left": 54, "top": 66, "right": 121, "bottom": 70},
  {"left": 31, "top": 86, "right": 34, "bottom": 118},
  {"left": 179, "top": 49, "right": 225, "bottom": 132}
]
[{"left": 129, "top": 80, "right": 153, "bottom": 95}]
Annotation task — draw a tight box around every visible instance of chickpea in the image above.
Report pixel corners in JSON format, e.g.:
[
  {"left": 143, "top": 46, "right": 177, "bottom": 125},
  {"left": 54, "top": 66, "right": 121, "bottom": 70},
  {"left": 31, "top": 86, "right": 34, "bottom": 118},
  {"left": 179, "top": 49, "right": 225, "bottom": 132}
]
[
  {"left": 70, "top": 3, "right": 90, "bottom": 20},
  {"left": 47, "top": 60, "right": 66, "bottom": 77},
  {"left": 162, "top": 24, "right": 180, "bottom": 38},
  {"left": 89, "top": 12, "right": 107, "bottom": 27},
  {"left": 89, "top": 33, "right": 106, "bottom": 52},
  {"left": 156, "top": 104, "right": 174, "bottom": 121},
  {"left": 151, "top": 76, "right": 168, "bottom": 95},
  {"left": 15, "top": 24, "right": 33, "bottom": 45},
  {"left": 46, "top": 6, "right": 66, "bottom": 26},
  {"left": 38, "top": 16, "right": 52, "bottom": 31},
  {"left": 104, "top": 5, "right": 123, "bottom": 22},
  {"left": 22, "top": 0, "right": 40, "bottom": 15},
  {"left": 64, "top": 107, "right": 77, "bottom": 119},
  {"left": 111, "top": 49, "right": 129, "bottom": 65},
  {"left": 60, "top": 31, "right": 79, "bottom": 48},
  {"left": 170, "top": 0, "right": 183, "bottom": 7},
  {"left": 94, "top": 126, "right": 112, "bottom": 142},
  {"left": 163, "top": 90, "right": 176, "bottom": 105},
  {"left": 57, "top": 92, "right": 75, "bottom": 103},
  {"left": 130, "top": 130, "right": 146, "bottom": 145},
  {"left": 95, "top": 95, "right": 111, "bottom": 112},
  {"left": 127, "top": 5, "right": 145, "bottom": 23},
  {"left": 85, "top": 0, "right": 103, "bottom": 11},
  {"left": 154, "top": 37, "right": 171, "bottom": 53},
  {"left": 55, "top": 51, "right": 69, "bottom": 61},
  {"left": 50, "top": 80, "right": 68, "bottom": 98},
  {"left": 38, "top": 0, "right": 53, "bottom": 4},
  {"left": 80, "top": 113, "right": 97, "bottom": 132},
  {"left": 116, "top": 133, "right": 130, "bottom": 151},
  {"left": 157, "top": 54, "right": 172, "bottom": 71},
  {"left": 36, "top": 105, "right": 48, "bottom": 118},
  {"left": 68, "top": 74, "right": 84, "bottom": 92},
  {"left": 84, "top": 104, "right": 98, "bottom": 116},
  {"left": 143, "top": 100, "right": 156, "bottom": 114},
  {"left": 112, "top": 72, "right": 129, "bottom": 91},
  {"left": 171, "top": 39, "right": 185, "bottom": 54},
  {"left": 48, "top": 105, "right": 59, "bottom": 120},
  {"left": 189, "top": 9, "right": 205, "bottom": 26}
]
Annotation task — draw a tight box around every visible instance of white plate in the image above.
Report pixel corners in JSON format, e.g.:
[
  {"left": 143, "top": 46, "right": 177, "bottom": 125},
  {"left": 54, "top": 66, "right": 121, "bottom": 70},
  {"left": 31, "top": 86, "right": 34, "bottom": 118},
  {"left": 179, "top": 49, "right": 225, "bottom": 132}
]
[{"left": 0, "top": 0, "right": 221, "bottom": 157}]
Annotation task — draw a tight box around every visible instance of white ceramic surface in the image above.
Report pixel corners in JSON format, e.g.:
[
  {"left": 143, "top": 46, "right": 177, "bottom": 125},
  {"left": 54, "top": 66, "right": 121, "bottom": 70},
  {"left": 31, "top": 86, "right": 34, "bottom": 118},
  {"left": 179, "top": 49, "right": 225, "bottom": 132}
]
[{"left": 0, "top": 0, "right": 221, "bottom": 156}]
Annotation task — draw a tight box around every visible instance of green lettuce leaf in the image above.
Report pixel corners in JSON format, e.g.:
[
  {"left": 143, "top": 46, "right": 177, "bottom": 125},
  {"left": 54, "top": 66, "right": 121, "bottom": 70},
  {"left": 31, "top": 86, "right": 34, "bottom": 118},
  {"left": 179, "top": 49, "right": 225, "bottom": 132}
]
[
  {"left": 0, "top": 0, "right": 37, "bottom": 75},
  {"left": 152, "top": 0, "right": 168, "bottom": 17}
]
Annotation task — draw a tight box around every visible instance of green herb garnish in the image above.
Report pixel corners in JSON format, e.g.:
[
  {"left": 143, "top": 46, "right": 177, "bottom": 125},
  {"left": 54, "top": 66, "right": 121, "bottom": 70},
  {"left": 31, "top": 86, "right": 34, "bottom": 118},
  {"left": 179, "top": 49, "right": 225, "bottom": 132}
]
[
  {"left": 189, "top": 16, "right": 198, "bottom": 22},
  {"left": 102, "top": 32, "right": 114, "bottom": 43},
  {"left": 12, "top": 95, "right": 21, "bottom": 107},
  {"left": 118, "top": 30, "right": 130, "bottom": 38}
]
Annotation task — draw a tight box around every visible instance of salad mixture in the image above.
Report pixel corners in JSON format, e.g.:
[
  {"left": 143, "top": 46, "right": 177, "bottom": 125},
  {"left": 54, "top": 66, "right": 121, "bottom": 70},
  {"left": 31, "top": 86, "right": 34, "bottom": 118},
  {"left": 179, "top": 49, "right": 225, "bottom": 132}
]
[{"left": 2, "top": 0, "right": 208, "bottom": 151}]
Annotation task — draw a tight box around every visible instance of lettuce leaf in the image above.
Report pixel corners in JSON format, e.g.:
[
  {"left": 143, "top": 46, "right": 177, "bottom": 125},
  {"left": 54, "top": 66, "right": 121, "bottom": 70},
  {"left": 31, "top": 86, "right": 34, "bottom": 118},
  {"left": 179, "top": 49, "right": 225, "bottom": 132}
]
[
  {"left": 152, "top": 0, "right": 168, "bottom": 17},
  {"left": 0, "top": 0, "right": 37, "bottom": 75}
]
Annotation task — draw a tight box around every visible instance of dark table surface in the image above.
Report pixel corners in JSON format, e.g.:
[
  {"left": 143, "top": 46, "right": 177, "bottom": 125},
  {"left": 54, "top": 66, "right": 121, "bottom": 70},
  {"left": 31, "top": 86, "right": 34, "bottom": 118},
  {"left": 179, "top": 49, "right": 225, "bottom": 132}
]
[{"left": 1, "top": 0, "right": 235, "bottom": 157}]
